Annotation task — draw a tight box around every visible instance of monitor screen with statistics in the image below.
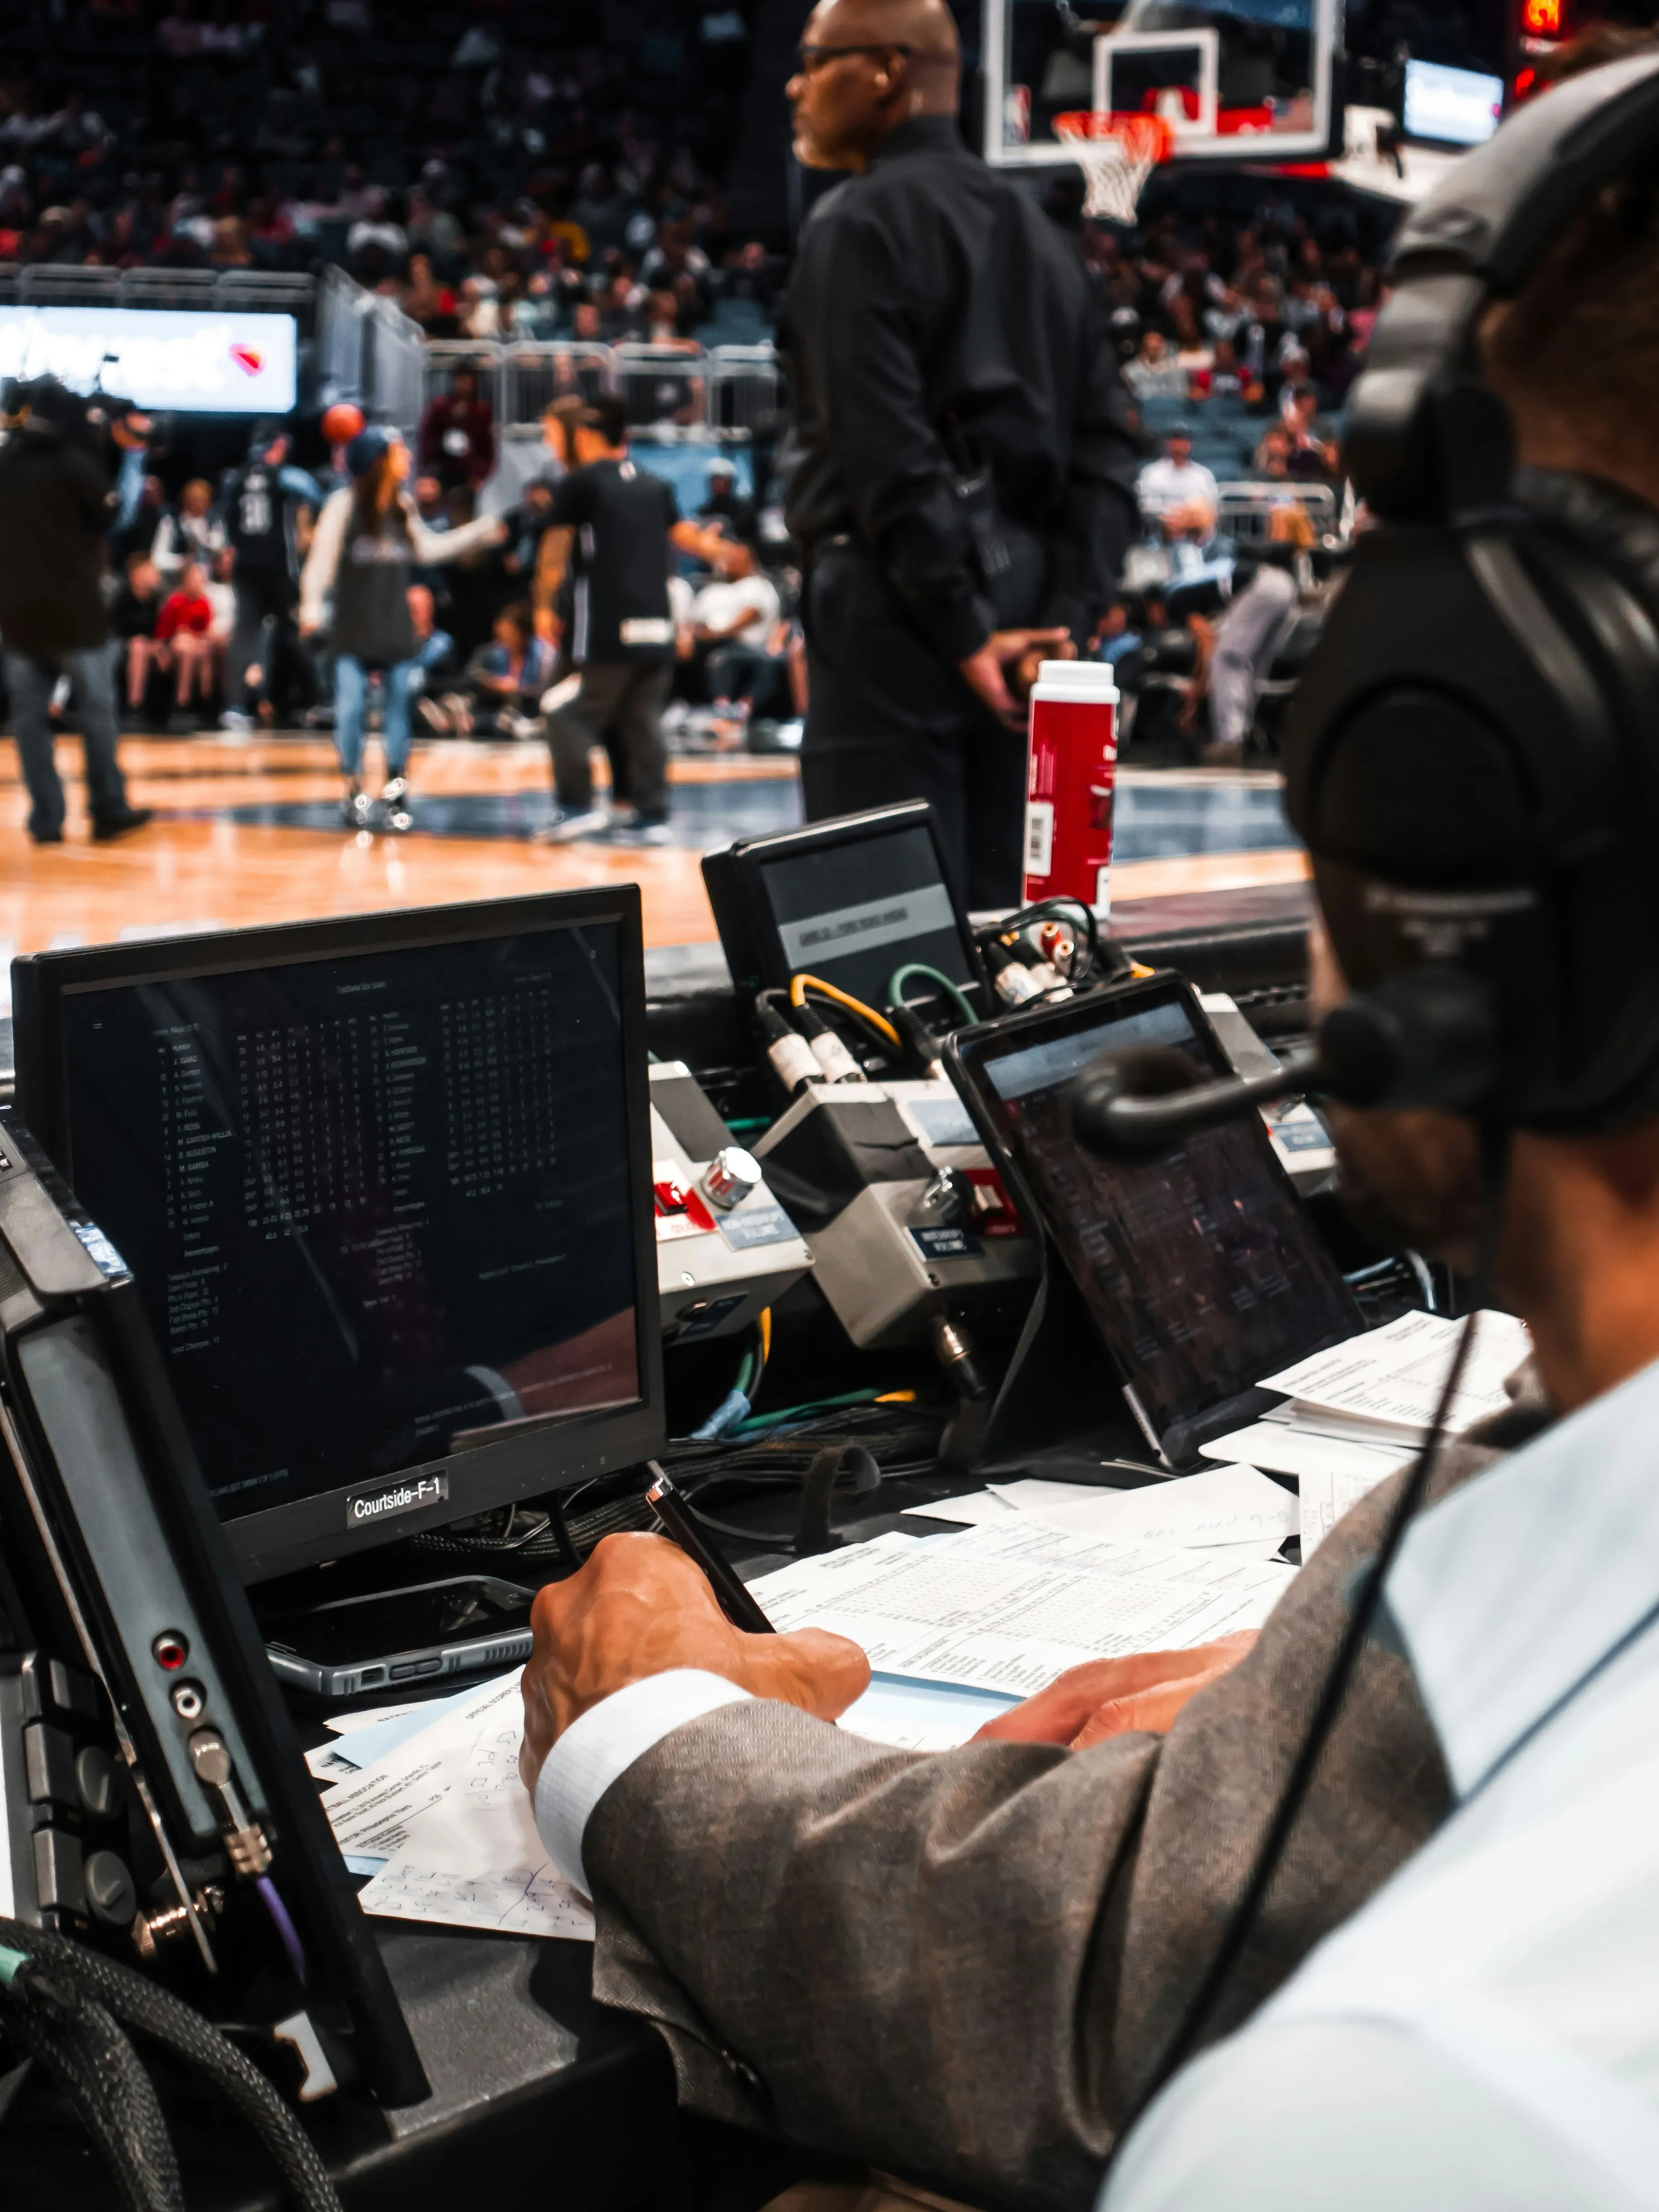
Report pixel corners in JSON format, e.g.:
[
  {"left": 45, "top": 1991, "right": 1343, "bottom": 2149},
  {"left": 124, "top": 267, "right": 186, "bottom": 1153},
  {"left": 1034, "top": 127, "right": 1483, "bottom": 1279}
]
[
  {"left": 946, "top": 975, "right": 1356, "bottom": 1447},
  {"left": 984, "top": 0, "right": 1341, "bottom": 174},
  {"left": 12, "top": 891, "right": 664, "bottom": 1582}
]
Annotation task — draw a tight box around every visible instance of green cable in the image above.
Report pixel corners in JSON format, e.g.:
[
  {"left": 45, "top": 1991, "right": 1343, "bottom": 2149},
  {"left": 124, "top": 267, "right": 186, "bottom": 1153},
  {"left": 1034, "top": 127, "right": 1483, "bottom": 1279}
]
[
  {"left": 729, "top": 1386, "right": 881, "bottom": 1438},
  {"left": 724, "top": 1116, "right": 772, "bottom": 1135},
  {"left": 888, "top": 963, "right": 979, "bottom": 1026}
]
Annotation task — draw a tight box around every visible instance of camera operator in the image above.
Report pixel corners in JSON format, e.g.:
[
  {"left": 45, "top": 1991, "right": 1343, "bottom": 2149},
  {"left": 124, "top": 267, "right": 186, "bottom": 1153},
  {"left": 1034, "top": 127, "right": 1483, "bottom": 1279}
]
[{"left": 0, "top": 377, "right": 150, "bottom": 844}]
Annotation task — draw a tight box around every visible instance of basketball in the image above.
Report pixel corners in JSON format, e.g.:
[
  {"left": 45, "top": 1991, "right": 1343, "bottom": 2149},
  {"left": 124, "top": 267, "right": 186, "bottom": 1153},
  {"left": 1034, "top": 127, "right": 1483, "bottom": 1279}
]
[{"left": 321, "top": 401, "right": 366, "bottom": 447}]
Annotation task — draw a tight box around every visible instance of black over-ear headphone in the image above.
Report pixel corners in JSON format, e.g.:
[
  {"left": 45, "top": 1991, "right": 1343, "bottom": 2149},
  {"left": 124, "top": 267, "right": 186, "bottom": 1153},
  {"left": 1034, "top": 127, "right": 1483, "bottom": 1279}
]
[{"left": 1286, "top": 47, "right": 1659, "bottom": 1136}]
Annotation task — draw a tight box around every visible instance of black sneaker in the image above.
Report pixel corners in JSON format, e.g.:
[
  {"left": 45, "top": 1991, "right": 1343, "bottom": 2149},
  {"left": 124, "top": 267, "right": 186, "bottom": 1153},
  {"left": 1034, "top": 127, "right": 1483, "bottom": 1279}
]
[
  {"left": 90, "top": 808, "right": 154, "bottom": 842},
  {"left": 30, "top": 826, "right": 64, "bottom": 845}
]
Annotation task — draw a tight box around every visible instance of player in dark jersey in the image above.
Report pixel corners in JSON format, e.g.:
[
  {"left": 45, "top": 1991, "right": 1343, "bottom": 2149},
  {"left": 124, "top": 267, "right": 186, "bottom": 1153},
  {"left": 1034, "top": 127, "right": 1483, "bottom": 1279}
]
[
  {"left": 218, "top": 420, "right": 322, "bottom": 729},
  {"left": 536, "top": 396, "right": 712, "bottom": 843}
]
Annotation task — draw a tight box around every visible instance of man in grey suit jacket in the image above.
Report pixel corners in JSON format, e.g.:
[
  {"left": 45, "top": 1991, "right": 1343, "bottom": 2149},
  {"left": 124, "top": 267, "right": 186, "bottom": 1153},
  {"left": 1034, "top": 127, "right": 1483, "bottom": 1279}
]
[{"left": 521, "top": 1417, "right": 1531, "bottom": 2212}]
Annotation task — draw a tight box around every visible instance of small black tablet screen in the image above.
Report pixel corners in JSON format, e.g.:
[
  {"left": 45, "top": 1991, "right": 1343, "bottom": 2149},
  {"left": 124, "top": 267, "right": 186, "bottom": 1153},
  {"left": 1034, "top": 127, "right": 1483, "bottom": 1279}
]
[{"left": 969, "top": 986, "right": 1355, "bottom": 1437}]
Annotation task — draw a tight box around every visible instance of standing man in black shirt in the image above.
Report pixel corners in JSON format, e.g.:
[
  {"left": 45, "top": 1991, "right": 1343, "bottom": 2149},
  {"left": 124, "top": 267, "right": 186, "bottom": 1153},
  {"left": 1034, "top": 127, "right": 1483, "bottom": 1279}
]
[
  {"left": 0, "top": 377, "right": 150, "bottom": 844},
  {"left": 219, "top": 420, "right": 319, "bottom": 729},
  {"left": 538, "top": 395, "right": 709, "bottom": 846},
  {"left": 784, "top": 0, "right": 1140, "bottom": 905}
]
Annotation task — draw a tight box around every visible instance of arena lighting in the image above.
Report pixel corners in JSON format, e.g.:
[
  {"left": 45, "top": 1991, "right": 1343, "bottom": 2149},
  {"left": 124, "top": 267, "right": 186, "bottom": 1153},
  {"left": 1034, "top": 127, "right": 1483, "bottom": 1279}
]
[{"left": 1523, "top": 0, "right": 1563, "bottom": 35}]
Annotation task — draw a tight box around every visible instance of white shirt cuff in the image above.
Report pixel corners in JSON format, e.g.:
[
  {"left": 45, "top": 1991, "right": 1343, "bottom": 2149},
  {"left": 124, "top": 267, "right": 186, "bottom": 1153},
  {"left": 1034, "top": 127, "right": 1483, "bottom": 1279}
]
[{"left": 534, "top": 1669, "right": 754, "bottom": 1896}]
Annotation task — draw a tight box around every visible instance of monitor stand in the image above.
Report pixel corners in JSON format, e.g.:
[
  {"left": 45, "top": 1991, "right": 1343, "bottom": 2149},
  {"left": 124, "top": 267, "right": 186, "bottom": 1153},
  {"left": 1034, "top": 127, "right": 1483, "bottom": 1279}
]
[{"left": 973, "top": 1232, "right": 1152, "bottom": 1475}]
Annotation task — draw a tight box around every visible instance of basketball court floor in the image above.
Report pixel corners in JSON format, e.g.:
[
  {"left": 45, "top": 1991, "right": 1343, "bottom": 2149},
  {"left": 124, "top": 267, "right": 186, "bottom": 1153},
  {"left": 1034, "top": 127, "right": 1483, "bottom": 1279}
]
[{"left": 0, "top": 735, "right": 1308, "bottom": 965}]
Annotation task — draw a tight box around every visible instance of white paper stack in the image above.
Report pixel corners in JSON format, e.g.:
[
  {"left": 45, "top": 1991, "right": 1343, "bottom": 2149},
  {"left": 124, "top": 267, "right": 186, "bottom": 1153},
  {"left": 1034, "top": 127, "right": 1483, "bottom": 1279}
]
[
  {"left": 903, "top": 1458, "right": 1297, "bottom": 1559},
  {"left": 1201, "top": 1308, "right": 1533, "bottom": 1558},
  {"left": 749, "top": 1517, "right": 1295, "bottom": 1706}
]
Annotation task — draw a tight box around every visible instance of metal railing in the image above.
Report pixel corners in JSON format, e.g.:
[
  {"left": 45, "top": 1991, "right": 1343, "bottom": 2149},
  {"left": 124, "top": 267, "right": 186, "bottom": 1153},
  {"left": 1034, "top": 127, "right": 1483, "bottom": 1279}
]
[
  {"left": 0, "top": 264, "right": 317, "bottom": 317},
  {"left": 363, "top": 296, "right": 426, "bottom": 433},
  {"left": 614, "top": 342, "right": 707, "bottom": 429},
  {"left": 414, "top": 333, "right": 780, "bottom": 433},
  {"left": 706, "top": 344, "right": 785, "bottom": 436},
  {"left": 1216, "top": 481, "right": 1340, "bottom": 543},
  {"left": 503, "top": 340, "right": 617, "bottom": 423}
]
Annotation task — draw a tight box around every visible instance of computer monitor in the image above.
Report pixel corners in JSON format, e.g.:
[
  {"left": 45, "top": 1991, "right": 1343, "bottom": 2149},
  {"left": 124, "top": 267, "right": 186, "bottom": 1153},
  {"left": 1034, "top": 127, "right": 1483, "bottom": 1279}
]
[
  {"left": 13, "top": 889, "right": 664, "bottom": 1582},
  {"left": 702, "top": 801, "right": 988, "bottom": 1022},
  {"left": 1402, "top": 59, "right": 1504, "bottom": 148}
]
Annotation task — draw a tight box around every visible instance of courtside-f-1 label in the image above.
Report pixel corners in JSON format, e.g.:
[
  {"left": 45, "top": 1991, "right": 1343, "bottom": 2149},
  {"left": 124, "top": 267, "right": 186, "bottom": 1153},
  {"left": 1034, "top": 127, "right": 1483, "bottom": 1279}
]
[{"left": 345, "top": 1472, "right": 449, "bottom": 1528}]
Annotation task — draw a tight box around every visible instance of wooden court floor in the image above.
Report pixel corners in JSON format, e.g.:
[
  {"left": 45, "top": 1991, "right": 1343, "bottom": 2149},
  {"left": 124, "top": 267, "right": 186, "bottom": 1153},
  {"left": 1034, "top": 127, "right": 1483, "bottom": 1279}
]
[{"left": 0, "top": 735, "right": 1308, "bottom": 958}]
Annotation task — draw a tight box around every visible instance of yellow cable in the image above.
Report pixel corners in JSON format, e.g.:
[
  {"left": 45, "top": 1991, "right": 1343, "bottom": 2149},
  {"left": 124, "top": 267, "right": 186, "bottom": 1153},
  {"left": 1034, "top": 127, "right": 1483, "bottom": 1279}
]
[
  {"left": 757, "top": 1307, "right": 772, "bottom": 1378},
  {"left": 875, "top": 1390, "right": 918, "bottom": 1404},
  {"left": 789, "top": 972, "right": 902, "bottom": 1049}
]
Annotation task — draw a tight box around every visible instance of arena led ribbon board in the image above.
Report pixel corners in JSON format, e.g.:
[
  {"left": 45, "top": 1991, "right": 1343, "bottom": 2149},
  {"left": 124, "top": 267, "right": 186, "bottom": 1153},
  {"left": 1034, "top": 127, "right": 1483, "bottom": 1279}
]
[
  {"left": 0, "top": 306, "right": 298, "bottom": 414},
  {"left": 985, "top": 0, "right": 1342, "bottom": 178}
]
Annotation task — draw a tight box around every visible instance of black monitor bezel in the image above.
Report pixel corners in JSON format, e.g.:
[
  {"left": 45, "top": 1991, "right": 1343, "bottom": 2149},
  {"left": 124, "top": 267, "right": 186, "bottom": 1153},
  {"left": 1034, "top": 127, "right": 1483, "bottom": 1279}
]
[
  {"left": 12, "top": 888, "right": 666, "bottom": 1583},
  {"left": 702, "top": 800, "right": 989, "bottom": 1004}
]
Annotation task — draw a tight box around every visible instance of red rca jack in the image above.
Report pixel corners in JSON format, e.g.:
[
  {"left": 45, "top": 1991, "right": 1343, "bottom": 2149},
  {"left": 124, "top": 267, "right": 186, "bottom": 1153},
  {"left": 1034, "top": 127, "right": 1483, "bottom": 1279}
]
[{"left": 152, "top": 1631, "right": 189, "bottom": 1672}]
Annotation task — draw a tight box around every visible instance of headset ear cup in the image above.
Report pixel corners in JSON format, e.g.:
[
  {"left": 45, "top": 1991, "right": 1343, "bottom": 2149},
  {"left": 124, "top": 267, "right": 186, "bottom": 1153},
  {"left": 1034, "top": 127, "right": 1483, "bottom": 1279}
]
[{"left": 1513, "top": 466, "right": 1659, "bottom": 627}]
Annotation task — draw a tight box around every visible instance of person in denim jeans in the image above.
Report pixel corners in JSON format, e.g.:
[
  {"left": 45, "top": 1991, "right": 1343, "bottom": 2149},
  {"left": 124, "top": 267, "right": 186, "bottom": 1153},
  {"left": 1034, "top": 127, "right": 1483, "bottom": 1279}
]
[
  {"left": 299, "top": 427, "right": 503, "bottom": 832},
  {"left": 0, "top": 376, "right": 149, "bottom": 844},
  {"left": 3, "top": 642, "right": 136, "bottom": 844}
]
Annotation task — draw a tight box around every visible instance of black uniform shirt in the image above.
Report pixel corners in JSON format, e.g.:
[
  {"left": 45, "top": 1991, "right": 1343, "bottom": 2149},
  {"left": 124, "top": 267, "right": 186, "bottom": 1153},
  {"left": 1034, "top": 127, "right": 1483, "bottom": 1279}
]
[
  {"left": 548, "top": 457, "right": 680, "bottom": 667},
  {"left": 223, "top": 460, "right": 294, "bottom": 577},
  {"left": 781, "top": 116, "right": 1139, "bottom": 663}
]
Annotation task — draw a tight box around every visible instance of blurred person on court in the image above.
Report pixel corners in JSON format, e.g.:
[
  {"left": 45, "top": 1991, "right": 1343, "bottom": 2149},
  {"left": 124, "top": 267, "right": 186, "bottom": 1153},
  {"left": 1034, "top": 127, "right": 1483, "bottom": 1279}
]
[
  {"left": 0, "top": 376, "right": 150, "bottom": 843},
  {"left": 218, "top": 418, "right": 322, "bottom": 729},
  {"left": 299, "top": 426, "right": 504, "bottom": 833},
  {"left": 783, "top": 0, "right": 1138, "bottom": 905},
  {"left": 532, "top": 394, "right": 711, "bottom": 846}
]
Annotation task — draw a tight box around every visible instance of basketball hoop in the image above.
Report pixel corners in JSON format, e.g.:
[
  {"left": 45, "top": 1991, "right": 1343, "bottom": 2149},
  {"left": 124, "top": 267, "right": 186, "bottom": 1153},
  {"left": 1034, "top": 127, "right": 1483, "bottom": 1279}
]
[{"left": 1052, "top": 111, "right": 1173, "bottom": 225}]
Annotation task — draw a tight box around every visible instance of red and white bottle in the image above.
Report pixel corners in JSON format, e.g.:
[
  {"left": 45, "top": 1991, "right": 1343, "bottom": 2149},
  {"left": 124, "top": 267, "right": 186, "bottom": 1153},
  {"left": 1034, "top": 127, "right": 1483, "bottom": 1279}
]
[{"left": 1022, "top": 660, "right": 1119, "bottom": 915}]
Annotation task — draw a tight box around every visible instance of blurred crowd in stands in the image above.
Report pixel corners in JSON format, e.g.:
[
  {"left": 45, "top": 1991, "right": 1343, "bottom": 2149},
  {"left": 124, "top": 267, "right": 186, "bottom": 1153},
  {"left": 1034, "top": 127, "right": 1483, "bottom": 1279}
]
[
  {"left": 0, "top": 0, "right": 781, "bottom": 345},
  {"left": 0, "top": 0, "right": 1401, "bottom": 768}
]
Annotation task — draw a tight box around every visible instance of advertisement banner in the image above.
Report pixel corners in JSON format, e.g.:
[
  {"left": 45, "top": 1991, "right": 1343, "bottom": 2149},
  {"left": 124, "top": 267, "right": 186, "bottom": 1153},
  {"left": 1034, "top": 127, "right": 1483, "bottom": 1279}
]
[{"left": 0, "top": 307, "right": 298, "bottom": 414}]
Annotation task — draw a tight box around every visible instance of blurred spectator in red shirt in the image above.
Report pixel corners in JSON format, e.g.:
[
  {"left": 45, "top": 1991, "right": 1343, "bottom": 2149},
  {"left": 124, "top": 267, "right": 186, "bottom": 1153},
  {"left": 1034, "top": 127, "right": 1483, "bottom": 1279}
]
[
  {"left": 417, "top": 363, "right": 495, "bottom": 490},
  {"left": 155, "top": 558, "right": 216, "bottom": 728}
]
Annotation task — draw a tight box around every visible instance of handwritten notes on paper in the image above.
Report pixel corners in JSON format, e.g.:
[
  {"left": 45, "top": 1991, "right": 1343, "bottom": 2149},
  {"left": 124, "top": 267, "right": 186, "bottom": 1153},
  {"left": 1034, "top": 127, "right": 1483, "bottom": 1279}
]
[{"left": 320, "top": 1670, "right": 594, "bottom": 1942}]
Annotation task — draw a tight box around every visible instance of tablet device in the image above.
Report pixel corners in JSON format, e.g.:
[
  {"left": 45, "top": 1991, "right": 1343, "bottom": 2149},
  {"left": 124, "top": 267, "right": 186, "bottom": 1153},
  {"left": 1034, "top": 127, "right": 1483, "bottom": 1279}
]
[{"left": 945, "top": 975, "right": 1357, "bottom": 1453}]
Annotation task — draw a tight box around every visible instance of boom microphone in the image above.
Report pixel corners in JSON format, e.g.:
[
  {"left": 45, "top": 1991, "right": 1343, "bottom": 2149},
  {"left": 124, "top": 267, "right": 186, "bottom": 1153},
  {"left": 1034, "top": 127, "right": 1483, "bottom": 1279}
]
[{"left": 1068, "top": 966, "right": 1502, "bottom": 1154}]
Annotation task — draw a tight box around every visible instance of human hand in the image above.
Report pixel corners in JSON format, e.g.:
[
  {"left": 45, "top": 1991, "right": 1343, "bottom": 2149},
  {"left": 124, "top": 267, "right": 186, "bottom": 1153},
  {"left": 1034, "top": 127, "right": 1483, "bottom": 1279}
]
[
  {"left": 972, "top": 1633, "right": 1257, "bottom": 1750},
  {"left": 486, "top": 514, "right": 511, "bottom": 546},
  {"left": 518, "top": 1531, "right": 870, "bottom": 1795},
  {"left": 958, "top": 628, "right": 1075, "bottom": 727}
]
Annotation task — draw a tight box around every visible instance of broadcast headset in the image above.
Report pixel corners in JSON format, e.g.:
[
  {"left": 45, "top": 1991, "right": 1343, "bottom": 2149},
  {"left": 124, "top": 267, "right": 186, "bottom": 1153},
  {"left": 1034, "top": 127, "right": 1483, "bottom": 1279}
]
[
  {"left": 1071, "top": 45, "right": 1659, "bottom": 2137},
  {"left": 1074, "top": 43, "right": 1659, "bottom": 1155}
]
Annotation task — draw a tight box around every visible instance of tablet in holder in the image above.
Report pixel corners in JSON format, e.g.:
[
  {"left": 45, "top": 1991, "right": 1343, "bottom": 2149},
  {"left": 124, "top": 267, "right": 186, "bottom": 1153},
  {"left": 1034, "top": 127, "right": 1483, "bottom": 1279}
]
[{"left": 945, "top": 974, "right": 1357, "bottom": 1468}]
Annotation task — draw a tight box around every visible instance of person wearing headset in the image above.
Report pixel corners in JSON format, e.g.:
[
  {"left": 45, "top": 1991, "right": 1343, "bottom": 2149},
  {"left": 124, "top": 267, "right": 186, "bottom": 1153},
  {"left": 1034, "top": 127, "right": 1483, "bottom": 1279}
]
[
  {"left": 518, "top": 36, "right": 1659, "bottom": 2212},
  {"left": 1102, "top": 34, "right": 1659, "bottom": 2209}
]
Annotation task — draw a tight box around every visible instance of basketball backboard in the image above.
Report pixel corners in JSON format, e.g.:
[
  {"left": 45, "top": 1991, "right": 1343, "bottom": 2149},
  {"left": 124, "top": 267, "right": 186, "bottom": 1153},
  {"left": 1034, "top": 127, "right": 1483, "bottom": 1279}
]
[{"left": 985, "top": 0, "right": 1341, "bottom": 176}]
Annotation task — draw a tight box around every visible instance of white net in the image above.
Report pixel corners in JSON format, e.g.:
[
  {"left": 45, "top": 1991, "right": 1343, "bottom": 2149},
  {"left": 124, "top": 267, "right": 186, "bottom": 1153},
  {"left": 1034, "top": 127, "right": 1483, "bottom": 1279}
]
[{"left": 1053, "top": 116, "right": 1170, "bottom": 225}]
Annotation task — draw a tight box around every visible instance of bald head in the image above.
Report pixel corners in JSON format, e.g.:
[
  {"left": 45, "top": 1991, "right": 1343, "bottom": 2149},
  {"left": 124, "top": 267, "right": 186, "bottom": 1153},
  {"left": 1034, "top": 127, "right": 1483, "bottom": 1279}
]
[{"left": 790, "top": 0, "right": 960, "bottom": 170}]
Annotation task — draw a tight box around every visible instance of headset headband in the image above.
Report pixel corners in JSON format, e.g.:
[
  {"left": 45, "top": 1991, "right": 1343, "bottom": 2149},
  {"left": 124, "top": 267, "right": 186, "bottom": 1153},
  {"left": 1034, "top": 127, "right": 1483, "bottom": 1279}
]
[{"left": 1348, "top": 49, "right": 1659, "bottom": 521}]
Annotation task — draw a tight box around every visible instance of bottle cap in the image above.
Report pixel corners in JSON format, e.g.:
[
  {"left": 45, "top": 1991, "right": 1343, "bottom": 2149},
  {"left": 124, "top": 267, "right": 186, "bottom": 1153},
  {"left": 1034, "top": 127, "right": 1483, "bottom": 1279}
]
[{"left": 1035, "top": 659, "right": 1118, "bottom": 695}]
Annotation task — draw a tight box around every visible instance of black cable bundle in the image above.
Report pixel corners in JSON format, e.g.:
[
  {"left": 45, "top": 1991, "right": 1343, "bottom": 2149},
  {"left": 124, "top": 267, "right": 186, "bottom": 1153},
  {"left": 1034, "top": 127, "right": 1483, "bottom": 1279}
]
[{"left": 0, "top": 1918, "right": 342, "bottom": 2212}]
